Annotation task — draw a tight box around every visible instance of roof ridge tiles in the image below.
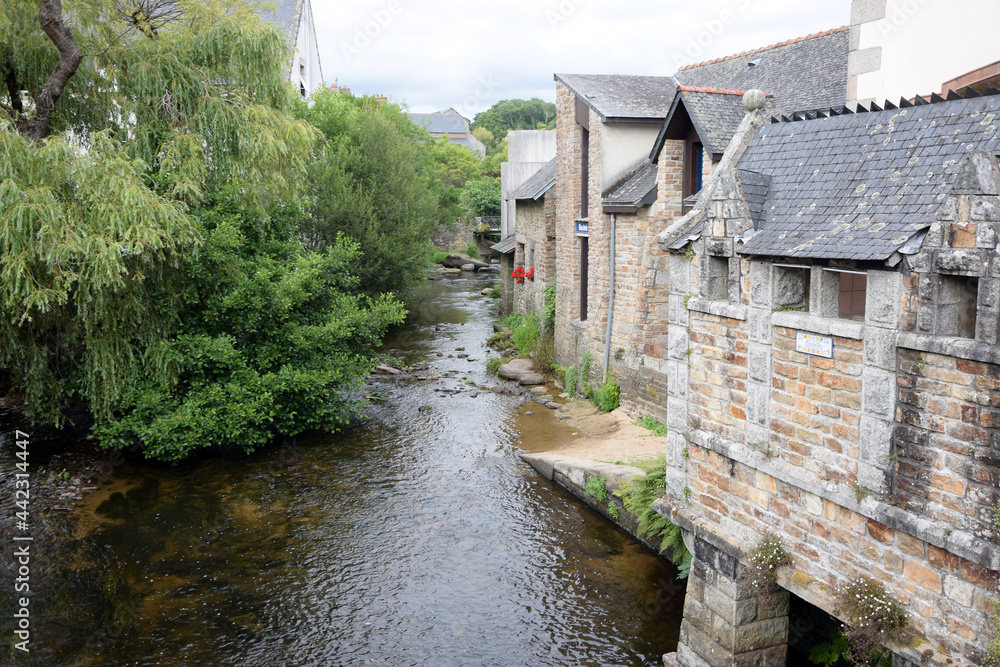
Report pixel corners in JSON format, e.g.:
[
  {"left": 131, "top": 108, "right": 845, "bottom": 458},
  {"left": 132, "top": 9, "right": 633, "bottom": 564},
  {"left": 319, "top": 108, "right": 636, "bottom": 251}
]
[
  {"left": 676, "top": 25, "right": 849, "bottom": 72},
  {"left": 676, "top": 84, "right": 771, "bottom": 96}
]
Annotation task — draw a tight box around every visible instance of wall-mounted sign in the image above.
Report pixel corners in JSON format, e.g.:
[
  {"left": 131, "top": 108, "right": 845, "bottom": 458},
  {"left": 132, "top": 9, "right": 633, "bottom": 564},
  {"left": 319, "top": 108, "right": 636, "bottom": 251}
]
[
  {"left": 796, "top": 332, "right": 833, "bottom": 358},
  {"left": 575, "top": 221, "right": 589, "bottom": 236}
]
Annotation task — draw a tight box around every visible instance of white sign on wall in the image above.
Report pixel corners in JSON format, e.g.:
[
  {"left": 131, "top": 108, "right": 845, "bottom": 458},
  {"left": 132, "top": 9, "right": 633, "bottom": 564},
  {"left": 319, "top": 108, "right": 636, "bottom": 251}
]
[{"left": 795, "top": 332, "right": 833, "bottom": 359}]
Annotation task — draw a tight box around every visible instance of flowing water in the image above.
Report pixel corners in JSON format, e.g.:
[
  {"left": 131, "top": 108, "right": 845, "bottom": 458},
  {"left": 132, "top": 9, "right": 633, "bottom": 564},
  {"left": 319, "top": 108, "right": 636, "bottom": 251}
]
[{"left": 0, "top": 271, "right": 685, "bottom": 667}]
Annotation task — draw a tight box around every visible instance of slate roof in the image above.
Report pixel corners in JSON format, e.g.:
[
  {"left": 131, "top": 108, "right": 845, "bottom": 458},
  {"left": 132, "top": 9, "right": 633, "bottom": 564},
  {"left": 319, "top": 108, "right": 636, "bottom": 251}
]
[
  {"left": 737, "top": 95, "right": 1000, "bottom": 260},
  {"left": 409, "top": 113, "right": 469, "bottom": 135},
  {"left": 738, "top": 169, "right": 771, "bottom": 230},
  {"left": 554, "top": 74, "right": 678, "bottom": 121},
  {"left": 261, "top": 0, "right": 300, "bottom": 39},
  {"left": 676, "top": 27, "right": 849, "bottom": 117},
  {"left": 492, "top": 236, "right": 517, "bottom": 254},
  {"left": 666, "top": 87, "right": 749, "bottom": 157},
  {"left": 510, "top": 159, "right": 557, "bottom": 201},
  {"left": 603, "top": 161, "right": 659, "bottom": 210}
]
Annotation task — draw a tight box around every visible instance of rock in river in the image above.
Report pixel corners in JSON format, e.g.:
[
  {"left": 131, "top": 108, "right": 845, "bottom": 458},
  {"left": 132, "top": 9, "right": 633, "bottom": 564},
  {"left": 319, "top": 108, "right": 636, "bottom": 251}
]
[
  {"left": 518, "top": 372, "right": 546, "bottom": 386},
  {"left": 497, "top": 358, "right": 534, "bottom": 381}
]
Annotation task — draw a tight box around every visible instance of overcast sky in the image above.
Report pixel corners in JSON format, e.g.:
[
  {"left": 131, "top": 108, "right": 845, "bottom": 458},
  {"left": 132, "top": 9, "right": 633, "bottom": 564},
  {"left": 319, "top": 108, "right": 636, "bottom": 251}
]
[{"left": 310, "top": 0, "right": 851, "bottom": 119}]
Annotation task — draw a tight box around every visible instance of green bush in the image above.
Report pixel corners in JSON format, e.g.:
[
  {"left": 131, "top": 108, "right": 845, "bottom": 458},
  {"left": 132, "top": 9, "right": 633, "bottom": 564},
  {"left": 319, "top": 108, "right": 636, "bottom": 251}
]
[
  {"left": 485, "top": 355, "right": 501, "bottom": 374},
  {"left": 426, "top": 247, "right": 449, "bottom": 265},
  {"left": 92, "top": 203, "right": 405, "bottom": 462},
  {"left": 593, "top": 376, "right": 620, "bottom": 412},
  {"left": 580, "top": 350, "right": 593, "bottom": 398},
  {"left": 488, "top": 282, "right": 502, "bottom": 299},
  {"left": 464, "top": 241, "right": 481, "bottom": 260},
  {"left": 614, "top": 456, "right": 692, "bottom": 578},
  {"left": 637, "top": 415, "right": 669, "bottom": 437},
  {"left": 531, "top": 331, "right": 555, "bottom": 374},
  {"left": 542, "top": 279, "right": 557, "bottom": 331},
  {"left": 510, "top": 313, "right": 540, "bottom": 356},
  {"left": 564, "top": 365, "right": 578, "bottom": 397}
]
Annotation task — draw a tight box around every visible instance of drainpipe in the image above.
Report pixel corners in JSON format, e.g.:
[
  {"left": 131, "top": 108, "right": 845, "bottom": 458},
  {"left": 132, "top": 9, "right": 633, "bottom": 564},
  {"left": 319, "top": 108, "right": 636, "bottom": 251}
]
[{"left": 603, "top": 213, "right": 616, "bottom": 377}]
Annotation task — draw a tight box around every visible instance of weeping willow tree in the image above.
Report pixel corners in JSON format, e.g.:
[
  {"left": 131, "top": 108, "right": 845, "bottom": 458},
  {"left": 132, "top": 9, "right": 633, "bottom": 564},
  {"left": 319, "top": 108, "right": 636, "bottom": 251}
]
[{"left": 0, "top": 0, "right": 323, "bottom": 431}]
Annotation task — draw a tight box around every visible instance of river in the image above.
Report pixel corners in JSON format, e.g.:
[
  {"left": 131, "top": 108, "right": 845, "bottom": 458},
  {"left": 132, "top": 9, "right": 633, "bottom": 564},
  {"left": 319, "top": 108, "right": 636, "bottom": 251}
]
[{"left": 0, "top": 270, "right": 684, "bottom": 666}]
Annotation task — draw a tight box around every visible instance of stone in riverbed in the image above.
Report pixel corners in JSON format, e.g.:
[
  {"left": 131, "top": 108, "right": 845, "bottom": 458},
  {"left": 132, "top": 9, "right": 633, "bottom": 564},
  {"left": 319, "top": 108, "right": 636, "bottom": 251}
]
[
  {"left": 529, "top": 386, "right": 548, "bottom": 395},
  {"left": 518, "top": 372, "right": 546, "bottom": 386},
  {"left": 497, "top": 358, "right": 534, "bottom": 380},
  {"left": 461, "top": 263, "right": 476, "bottom": 271}
]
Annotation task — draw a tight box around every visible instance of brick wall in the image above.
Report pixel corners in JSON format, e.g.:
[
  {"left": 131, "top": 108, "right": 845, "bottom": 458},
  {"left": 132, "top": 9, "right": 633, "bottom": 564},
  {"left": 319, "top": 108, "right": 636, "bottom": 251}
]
[
  {"left": 896, "top": 350, "right": 1000, "bottom": 542},
  {"left": 512, "top": 195, "right": 556, "bottom": 318}
]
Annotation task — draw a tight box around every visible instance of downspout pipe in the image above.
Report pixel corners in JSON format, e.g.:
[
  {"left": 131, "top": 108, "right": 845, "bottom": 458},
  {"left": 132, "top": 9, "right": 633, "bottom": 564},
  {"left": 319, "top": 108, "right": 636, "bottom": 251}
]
[{"left": 604, "top": 213, "right": 616, "bottom": 377}]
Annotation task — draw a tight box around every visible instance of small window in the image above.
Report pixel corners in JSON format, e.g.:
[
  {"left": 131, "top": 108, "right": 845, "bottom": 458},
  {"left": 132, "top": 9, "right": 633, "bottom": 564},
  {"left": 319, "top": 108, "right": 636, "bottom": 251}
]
[
  {"left": 774, "top": 265, "right": 810, "bottom": 311},
  {"left": 706, "top": 255, "right": 729, "bottom": 301},
  {"left": 838, "top": 272, "right": 867, "bottom": 320},
  {"left": 938, "top": 274, "right": 978, "bottom": 339}
]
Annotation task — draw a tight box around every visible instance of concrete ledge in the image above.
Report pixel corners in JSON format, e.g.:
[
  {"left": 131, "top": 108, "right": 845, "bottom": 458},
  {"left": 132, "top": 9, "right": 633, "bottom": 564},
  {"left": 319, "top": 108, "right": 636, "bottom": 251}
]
[
  {"left": 519, "top": 452, "right": 644, "bottom": 494},
  {"left": 771, "top": 311, "right": 864, "bottom": 340},
  {"left": 683, "top": 428, "right": 1000, "bottom": 571},
  {"left": 898, "top": 331, "right": 1000, "bottom": 365},
  {"left": 519, "top": 452, "right": 670, "bottom": 557},
  {"left": 687, "top": 298, "right": 748, "bottom": 322}
]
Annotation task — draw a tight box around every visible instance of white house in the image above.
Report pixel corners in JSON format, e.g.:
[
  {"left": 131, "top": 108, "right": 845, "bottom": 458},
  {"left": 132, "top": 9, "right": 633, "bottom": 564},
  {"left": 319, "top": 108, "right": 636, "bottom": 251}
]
[{"left": 264, "top": 0, "right": 324, "bottom": 99}]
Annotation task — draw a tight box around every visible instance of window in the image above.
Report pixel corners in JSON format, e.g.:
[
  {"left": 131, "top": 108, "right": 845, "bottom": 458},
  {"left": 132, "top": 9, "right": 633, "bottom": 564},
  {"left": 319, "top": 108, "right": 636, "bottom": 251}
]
[
  {"left": 938, "top": 274, "right": 978, "bottom": 339},
  {"left": 682, "top": 133, "right": 704, "bottom": 212},
  {"left": 528, "top": 242, "right": 535, "bottom": 272},
  {"left": 580, "top": 236, "right": 589, "bottom": 321},
  {"left": 706, "top": 256, "right": 729, "bottom": 301},
  {"left": 837, "top": 272, "right": 867, "bottom": 320},
  {"left": 773, "top": 264, "right": 810, "bottom": 311}
]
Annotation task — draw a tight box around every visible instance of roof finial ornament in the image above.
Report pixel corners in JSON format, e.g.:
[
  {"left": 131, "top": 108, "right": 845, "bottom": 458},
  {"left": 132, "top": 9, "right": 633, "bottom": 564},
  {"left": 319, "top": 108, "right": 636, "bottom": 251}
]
[{"left": 743, "top": 89, "right": 767, "bottom": 112}]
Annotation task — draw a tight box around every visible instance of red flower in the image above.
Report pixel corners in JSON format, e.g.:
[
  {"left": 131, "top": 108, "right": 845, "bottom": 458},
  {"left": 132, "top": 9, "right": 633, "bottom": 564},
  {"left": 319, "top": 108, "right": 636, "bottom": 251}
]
[{"left": 511, "top": 266, "right": 526, "bottom": 283}]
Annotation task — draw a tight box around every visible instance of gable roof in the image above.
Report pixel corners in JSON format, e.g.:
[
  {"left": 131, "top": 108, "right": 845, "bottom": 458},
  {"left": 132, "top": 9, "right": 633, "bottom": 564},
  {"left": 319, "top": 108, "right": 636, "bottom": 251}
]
[
  {"left": 675, "top": 27, "right": 849, "bottom": 117},
  {"left": 554, "top": 73, "right": 679, "bottom": 122},
  {"left": 409, "top": 113, "right": 469, "bottom": 135},
  {"left": 737, "top": 94, "right": 1000, "bottom": 260},
  {"left": 650, "top": 86, "right": 750, "bottom": 160},
  {"left": 602, "top": 161, "right": 659, "bottom": 212},
  {"left": 510, "top": 159, "right": 557, "bottom": 201}
]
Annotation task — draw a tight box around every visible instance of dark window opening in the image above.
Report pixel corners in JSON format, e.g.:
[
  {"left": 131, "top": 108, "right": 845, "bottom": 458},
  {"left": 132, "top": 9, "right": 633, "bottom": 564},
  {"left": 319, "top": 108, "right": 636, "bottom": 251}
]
[
  {"left": 683, "top": 132, "right": 704, "bottom": 212},
  {"left": 580, "top": 236, "right": 589, "bottom": 321},
  {"left": 938, "top": 274, "right": 978, "bottom": 339},
  {"left": 837, "top": 272, "right": 867, "bottom": 320}
]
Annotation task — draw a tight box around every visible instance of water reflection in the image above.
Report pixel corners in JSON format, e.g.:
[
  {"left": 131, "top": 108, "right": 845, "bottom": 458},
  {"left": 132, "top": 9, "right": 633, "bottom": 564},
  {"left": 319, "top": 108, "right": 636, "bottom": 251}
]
[{"left": 1, "top": 272, "right": 684, "bottom": 666}]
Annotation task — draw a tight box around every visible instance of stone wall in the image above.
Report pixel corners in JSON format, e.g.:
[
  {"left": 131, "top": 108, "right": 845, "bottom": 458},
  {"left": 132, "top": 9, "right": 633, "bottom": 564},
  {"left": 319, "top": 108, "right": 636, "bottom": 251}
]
[
  {"left": 512, "top": 194, "right": 556, "bottom": 318},
  {"left": 658, "top": 123, "right": 1000, "bottom": 666}
]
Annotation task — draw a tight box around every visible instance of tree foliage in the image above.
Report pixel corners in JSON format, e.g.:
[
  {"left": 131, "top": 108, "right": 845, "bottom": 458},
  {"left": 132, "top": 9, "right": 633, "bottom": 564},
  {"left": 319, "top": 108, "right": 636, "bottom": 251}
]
[
  {"left": 297, "top": 91, "right": 444, "bottom": 297},
  {"left": 0, "top": 2, "right": 407, "bottom": 462},
  {"left": 471, "top": 98, "right": 556, "bottom": 143},
  {"left": 461, "top": 176, "right": 502, "bottom": 217},
  {"left": 92, "top": 200, "right": 405, "bottom": 461}
]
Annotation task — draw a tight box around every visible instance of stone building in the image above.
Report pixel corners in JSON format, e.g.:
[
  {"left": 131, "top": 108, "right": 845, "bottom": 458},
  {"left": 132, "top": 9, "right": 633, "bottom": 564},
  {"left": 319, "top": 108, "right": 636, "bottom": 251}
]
[
  {"left": 551, "top": 28, "right": 849, "bottom": 417},
  {"left": 508, "top": 159, "right": 556, "bottom": 317},
  {"left": 653, "top": 88, "right": 1000, "bottom": 667}
]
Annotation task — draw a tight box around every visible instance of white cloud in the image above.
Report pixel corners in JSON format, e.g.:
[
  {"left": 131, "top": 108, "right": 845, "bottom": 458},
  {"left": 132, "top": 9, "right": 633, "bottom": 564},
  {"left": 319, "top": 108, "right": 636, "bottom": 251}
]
[{"left": 313, "top": 0, "right": 850, "bottom": 117}]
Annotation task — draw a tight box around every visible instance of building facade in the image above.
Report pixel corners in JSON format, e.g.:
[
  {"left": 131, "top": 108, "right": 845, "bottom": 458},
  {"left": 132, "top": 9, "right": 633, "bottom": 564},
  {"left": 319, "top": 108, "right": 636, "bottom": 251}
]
[{"left": 654, "top": 89, "right": 1000, "bottom": 667}]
